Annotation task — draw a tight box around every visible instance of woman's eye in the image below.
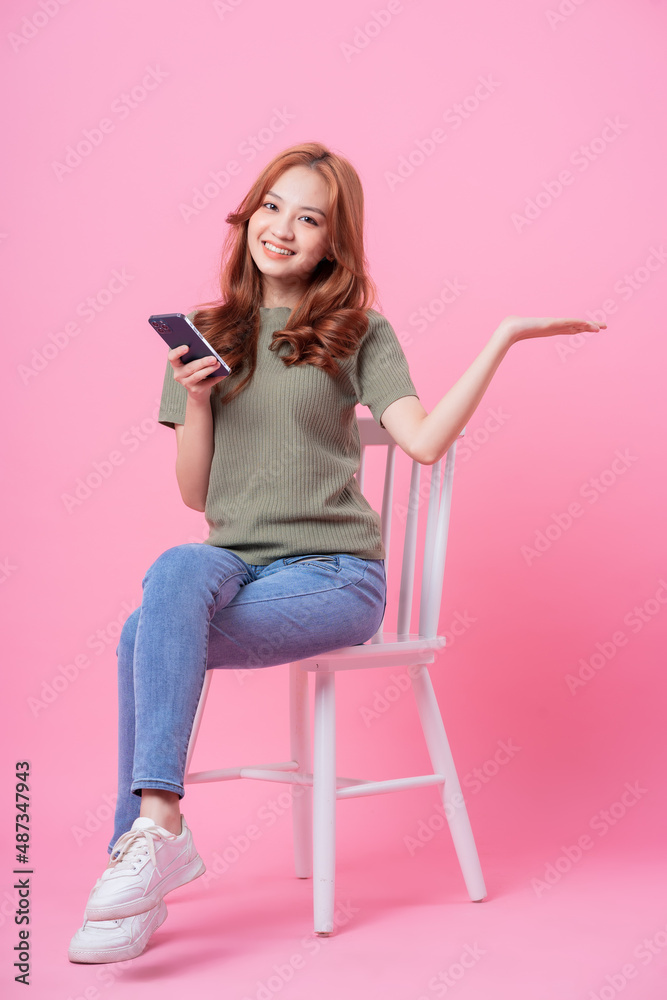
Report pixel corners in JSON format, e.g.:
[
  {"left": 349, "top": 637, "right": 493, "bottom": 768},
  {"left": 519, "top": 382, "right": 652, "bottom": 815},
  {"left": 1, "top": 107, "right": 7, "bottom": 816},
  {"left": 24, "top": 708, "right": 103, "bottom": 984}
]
[{"left": 261, "top": 203, "right": 317, "bottom": 225}]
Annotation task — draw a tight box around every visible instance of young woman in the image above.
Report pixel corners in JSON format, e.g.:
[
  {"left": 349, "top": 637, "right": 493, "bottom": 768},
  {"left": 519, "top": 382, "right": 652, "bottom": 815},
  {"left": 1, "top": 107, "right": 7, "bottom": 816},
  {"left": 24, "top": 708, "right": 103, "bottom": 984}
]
[{"left": 68, "top": 141, "right": 605, "bottom": 963}]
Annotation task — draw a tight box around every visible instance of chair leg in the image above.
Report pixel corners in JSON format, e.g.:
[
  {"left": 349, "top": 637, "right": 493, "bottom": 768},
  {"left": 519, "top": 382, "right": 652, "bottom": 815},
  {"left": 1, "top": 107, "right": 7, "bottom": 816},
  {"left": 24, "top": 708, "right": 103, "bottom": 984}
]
[
  {"left": 289, "top": 664, "right": 312, "bottom": 878},
  {"left": 184, "top": 668, "right": 213, "bottom": 779},
  {"left": 312, "top": 670, "right": 337, "bottom": 934},
  {"left": 410, "top": 665, "right": 487, "bottom": 901}
]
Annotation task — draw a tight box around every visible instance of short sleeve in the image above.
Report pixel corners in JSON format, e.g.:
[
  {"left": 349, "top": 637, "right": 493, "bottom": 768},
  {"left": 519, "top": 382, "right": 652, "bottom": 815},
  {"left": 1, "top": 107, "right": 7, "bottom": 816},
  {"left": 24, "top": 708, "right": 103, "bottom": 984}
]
[
  {"left": 349, "top": 309, "right": 419, "bottom": 427},
  {"left": 157, "top": 310, "right": 197, "bottom": 429}
]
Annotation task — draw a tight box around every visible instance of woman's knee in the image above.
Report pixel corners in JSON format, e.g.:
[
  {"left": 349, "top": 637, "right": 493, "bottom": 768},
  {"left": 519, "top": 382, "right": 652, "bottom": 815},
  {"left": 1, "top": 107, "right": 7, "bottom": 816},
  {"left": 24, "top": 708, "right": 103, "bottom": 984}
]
[
  {"left": 143, "top": 543, "right": 202, "bottom": 579},
  {"left": 141, "top": 543, "right": 218, "bottom": 595}
]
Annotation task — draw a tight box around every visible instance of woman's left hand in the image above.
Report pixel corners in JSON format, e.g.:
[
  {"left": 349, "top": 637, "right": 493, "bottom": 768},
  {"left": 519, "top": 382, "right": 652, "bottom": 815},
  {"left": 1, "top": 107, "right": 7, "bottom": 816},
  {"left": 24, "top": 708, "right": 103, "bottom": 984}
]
[{"left": 496, "top": 314, "right": 607, "bottom": 346}]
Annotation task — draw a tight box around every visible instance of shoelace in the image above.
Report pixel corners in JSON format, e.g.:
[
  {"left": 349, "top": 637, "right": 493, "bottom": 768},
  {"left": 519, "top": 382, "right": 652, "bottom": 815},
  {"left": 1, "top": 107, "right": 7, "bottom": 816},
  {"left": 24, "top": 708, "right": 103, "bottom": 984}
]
[{"left": 108, "top": 823, "right": 177, "bottom": 875}]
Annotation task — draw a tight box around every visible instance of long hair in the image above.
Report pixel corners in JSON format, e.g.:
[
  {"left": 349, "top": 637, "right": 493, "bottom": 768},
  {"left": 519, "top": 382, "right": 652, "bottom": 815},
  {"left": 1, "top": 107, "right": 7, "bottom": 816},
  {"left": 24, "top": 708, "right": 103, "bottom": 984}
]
[{"left": 191, "top": 142, "right": 379, "bottom": 406}]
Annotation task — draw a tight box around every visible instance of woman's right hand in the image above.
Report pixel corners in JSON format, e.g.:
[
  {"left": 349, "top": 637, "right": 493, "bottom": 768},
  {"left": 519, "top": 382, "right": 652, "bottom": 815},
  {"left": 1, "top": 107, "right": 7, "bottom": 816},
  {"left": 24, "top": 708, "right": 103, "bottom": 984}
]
[{"left": 168, "top": 345, "right": 227, "bottom": 401}]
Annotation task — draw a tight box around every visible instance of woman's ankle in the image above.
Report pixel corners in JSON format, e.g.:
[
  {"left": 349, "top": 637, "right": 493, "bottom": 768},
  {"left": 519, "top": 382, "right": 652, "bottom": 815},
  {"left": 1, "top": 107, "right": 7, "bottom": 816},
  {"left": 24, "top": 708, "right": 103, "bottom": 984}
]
[{"left": 138, "top": 789, "right": 182, "bottom": 836}]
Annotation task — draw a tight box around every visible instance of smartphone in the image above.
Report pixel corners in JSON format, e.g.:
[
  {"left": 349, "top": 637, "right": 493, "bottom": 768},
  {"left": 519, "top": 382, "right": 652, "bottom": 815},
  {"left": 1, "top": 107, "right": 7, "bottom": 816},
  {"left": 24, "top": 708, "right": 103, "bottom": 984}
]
[{"left": 148, "top": 312, "right": 232, "bottom": 379}]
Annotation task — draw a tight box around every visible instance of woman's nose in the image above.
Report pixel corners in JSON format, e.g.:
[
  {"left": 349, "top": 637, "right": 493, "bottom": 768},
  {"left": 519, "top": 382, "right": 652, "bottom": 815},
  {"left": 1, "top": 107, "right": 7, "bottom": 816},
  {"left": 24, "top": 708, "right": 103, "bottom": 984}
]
[{"left": 272, "top": 218, "right": 294, "bottom": 239}]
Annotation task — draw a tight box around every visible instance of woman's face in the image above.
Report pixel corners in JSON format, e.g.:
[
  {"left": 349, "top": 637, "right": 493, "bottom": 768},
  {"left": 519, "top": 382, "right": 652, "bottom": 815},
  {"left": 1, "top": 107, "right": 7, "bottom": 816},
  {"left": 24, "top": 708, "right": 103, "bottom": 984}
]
[{"left": 247, "top": 164, "right": 332, "bottom": 304}]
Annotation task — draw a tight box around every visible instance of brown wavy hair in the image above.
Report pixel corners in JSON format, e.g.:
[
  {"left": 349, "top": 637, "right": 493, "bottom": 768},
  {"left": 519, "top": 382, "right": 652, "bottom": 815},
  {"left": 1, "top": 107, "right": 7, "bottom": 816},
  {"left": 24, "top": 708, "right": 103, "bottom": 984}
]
[{"left": 190, "top": 142, "right": 379, "bottom": 406}]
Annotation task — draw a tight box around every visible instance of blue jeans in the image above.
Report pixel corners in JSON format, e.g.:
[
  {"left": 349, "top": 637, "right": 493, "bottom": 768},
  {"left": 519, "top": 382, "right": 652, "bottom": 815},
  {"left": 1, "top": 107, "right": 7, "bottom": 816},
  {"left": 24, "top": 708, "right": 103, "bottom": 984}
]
[{"left": 109, "top": 544, "right": 387, "bottom": 853}]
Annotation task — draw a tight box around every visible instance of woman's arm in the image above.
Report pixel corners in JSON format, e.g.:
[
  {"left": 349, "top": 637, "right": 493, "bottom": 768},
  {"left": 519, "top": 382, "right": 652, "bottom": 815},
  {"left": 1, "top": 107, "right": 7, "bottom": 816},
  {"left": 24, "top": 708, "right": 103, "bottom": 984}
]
[
  {"left": 381, "top": 315, "right": 607, "bottom": 466},
  {"left": 174, "top": 396, "right": 215, "bottom": 511},
  {"left": 167, "top": 343, "right": 227, "bottom": 511}
]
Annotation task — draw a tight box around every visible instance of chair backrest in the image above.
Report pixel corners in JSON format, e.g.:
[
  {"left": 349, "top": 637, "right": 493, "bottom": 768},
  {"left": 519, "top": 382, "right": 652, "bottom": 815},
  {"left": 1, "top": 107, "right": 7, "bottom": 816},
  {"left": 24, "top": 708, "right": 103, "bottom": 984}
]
[{"left": 354, "top": 418, "right": 466, "bottom": 640}]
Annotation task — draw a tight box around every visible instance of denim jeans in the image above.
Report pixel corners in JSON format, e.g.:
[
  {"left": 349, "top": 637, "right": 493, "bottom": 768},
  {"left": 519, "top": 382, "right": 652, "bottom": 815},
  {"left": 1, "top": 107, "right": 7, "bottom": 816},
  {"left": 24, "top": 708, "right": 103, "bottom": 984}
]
[{"left": 108, "top": 543, "right": 387, "bottom": 853}]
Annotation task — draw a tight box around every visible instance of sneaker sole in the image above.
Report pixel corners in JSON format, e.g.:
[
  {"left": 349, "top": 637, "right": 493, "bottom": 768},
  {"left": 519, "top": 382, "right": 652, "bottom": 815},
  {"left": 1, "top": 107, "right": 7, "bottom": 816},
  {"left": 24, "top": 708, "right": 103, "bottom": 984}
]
[
  {"left": 85, "top": 855, "right": 206, "bottom": 921},
  {"left": 68, "top": 901, "right": 168, "bottom": 963}
]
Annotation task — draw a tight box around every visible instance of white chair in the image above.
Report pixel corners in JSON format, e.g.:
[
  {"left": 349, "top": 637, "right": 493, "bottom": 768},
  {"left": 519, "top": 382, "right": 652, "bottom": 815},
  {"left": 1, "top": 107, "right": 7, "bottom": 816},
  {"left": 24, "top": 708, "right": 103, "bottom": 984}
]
[{"left": 184, "top": 417, "right": 487, "bottom": 934}]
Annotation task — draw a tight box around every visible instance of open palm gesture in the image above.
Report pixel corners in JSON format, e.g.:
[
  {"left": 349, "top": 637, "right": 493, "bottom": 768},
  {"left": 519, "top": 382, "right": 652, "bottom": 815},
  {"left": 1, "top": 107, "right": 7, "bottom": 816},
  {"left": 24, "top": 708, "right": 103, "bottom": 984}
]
[{"left": 498, "top": 315, "right": 607, "bottom": 345}]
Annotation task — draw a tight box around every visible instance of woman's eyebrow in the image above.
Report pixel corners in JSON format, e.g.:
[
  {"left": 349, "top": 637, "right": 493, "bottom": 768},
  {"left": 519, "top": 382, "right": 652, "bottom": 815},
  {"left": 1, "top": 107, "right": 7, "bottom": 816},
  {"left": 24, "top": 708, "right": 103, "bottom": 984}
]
[{"left": 265, "top": 189, "right": 326, "bottom": 218}]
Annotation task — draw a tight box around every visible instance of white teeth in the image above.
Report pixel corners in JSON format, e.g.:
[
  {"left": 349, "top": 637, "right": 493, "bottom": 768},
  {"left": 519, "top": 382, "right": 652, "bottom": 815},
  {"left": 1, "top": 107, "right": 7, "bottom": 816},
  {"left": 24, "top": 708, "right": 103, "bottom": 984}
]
[{"left": 264, "top": 241, "right": 294, "bottom": 255}]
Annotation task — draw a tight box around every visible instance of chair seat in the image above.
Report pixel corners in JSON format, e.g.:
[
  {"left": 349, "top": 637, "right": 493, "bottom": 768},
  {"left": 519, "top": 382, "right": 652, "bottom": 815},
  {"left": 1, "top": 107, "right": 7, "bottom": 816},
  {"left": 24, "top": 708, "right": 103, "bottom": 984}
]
[{"left": 291, "top": 632, "right": 446, "bottom": 672}]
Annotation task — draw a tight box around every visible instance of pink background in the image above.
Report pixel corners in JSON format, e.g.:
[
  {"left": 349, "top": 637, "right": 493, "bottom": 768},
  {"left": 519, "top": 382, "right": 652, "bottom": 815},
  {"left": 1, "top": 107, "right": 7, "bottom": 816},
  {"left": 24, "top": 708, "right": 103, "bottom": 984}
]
[{"left": 2, "top": 0, "right": 666, "bottom": 996}]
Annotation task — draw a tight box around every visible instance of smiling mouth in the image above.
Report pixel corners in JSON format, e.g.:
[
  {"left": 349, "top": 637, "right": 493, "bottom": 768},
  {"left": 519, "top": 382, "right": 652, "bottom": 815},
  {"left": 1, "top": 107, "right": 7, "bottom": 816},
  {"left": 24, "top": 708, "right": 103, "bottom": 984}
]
[{"left": 262, "top": 241, "right": 296, "bottom": 256}]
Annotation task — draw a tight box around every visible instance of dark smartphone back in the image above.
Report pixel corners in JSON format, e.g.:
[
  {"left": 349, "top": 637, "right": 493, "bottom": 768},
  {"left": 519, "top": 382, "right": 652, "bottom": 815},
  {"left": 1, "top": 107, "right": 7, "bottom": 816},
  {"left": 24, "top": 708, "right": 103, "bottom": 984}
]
[{"left": 148, "top": 312, "right": 231, "bottom": 378}]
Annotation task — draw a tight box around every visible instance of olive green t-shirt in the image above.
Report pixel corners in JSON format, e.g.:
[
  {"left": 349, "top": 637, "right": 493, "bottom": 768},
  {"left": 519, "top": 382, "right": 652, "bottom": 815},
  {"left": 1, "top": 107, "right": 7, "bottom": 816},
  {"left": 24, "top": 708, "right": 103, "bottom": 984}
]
[{"left": 158, "top": 306, "right": 419, "bottom": 565}]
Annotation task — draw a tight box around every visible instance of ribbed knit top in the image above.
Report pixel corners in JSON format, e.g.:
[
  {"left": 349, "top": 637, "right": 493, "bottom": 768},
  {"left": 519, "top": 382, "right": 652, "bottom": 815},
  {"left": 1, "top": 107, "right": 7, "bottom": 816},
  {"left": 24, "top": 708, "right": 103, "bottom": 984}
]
[{"left": 158, "top": 306, "right": 419, "bottom": 565}]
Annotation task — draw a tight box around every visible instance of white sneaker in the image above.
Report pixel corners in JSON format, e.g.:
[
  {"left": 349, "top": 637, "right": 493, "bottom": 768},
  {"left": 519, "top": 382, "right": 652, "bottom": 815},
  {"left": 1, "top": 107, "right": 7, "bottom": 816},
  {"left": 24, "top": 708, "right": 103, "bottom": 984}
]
[
  {"left": 85, "top": 815, "right": 205, "bottom": 921},
  {"left": 68, "top": 899, "right": 167, "bottom": 963}
]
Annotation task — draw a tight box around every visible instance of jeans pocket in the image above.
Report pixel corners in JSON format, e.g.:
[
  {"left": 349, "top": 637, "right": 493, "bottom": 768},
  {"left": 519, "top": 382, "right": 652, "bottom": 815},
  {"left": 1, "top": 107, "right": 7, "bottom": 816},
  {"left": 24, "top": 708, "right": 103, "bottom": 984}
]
[{"left": 282, "top": 554, "right": 341, "bottom": 573}]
